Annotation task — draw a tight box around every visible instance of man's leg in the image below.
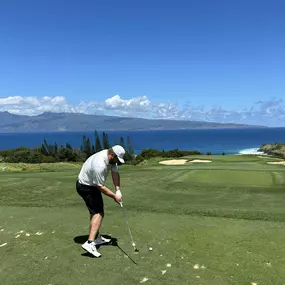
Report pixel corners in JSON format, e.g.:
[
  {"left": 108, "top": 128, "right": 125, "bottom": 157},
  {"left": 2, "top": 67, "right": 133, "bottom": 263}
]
[
  {"left": 81, "top": 212, "right": 103, "bottom": 258},
  {"left": 88, "top": 212, "right": 103, "bottom": 241},
  {"left": 76, "top": 182, "right": 103, "bottom": 257}
]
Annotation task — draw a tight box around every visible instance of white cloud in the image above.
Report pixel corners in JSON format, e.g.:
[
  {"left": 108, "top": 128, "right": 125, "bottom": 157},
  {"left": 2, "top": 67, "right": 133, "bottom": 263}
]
[
  {"left": 104, "top": 95, "right": 150, "bottom": 114},
  {"left": 0, "top": 95, "right": 285, "bottom": 126},
  {"left": 0, "top": 96, "right": 74, "bottom": 116}
]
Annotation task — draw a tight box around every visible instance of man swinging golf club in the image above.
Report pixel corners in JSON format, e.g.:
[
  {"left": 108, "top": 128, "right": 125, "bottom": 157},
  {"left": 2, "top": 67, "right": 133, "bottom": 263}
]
[{"left": 76, "top": 145, "right": 125, "bottom": 257}]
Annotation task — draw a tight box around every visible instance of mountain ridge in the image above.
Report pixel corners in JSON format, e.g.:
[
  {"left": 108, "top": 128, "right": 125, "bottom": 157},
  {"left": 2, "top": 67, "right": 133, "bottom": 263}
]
[{"left": 0, "top": 111, "right": 267, "bottom": 132}]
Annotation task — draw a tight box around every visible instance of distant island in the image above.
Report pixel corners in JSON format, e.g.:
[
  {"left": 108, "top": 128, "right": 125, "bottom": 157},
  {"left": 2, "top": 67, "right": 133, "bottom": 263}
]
[{"left": 0, "top": 111, "right": 266, "bottom": 133}]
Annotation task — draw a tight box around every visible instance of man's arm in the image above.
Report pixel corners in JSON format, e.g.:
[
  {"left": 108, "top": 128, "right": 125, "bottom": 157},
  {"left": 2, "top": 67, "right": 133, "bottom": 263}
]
[
  {"left": 96, "top": 185, "right": 116, "bottom": 198},
  {"left": 111, "top": 170, "right": 120, "bottom": 190},
  {"left": 96, "top": 185, "right": 121, "bottom": 204},
  {"left": 92, "top": 167, "right": 120, "bottom": 203}
]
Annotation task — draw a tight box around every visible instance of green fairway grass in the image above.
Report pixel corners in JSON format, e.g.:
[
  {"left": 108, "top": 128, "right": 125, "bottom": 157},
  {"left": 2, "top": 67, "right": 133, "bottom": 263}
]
[
  {"left": 1, "top": 155, "right": 285, "bottom": 284},
  {"left": 175, "top": 170, "right": 274, "bottom": 186}
]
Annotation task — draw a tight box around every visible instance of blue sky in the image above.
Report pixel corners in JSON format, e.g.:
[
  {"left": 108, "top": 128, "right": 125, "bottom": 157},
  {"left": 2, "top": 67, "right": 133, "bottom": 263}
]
[{"left": 0, "top": 0, "right": 285, "bottom": 126}]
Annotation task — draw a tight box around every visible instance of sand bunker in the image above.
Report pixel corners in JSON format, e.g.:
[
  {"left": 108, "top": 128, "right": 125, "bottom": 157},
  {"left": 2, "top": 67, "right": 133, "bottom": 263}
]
[
  {"left": 159, "top": 159, "right": 188, "bottom": 165},
  {"left": 159, "top": 159, "right": 212, "bottom": 165},
  {"left": 267, "top": 161, "right": 285, "bottom": 165}
]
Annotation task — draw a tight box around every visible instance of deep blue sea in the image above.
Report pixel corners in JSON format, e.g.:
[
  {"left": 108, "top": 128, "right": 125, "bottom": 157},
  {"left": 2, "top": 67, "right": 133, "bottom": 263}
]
[{"left": 1, "top": 128, "right": 285, "bottom": 155}]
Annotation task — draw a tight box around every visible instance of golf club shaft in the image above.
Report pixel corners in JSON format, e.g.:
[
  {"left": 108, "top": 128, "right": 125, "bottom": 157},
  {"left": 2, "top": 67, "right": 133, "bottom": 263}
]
[{"left": 120, "top": 202, "right": 135, "bottom": 247}]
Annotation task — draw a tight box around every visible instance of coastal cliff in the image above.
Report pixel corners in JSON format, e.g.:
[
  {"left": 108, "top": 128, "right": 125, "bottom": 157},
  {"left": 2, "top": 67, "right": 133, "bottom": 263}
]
[{"left": 259, "top": 144, "right": 285, "bottom": 158}]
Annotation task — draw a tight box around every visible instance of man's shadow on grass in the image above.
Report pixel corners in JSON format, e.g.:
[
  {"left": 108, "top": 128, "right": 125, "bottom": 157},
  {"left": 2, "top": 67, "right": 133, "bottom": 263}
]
[{"left": 73, "top": 235, "right": 137, "bottom": 264}]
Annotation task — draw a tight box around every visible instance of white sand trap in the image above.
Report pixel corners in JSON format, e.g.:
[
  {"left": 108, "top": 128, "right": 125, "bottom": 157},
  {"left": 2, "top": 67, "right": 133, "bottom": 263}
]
[
  {"left": 166, "top": 263, "right": 172, "bottom": 267},
  {"left": 0, "top": 243, "right": 7, "bottom": 247},
  {"left": 35, "top": 232, "right": 43, "bottom": 235},
  {"left": 159, "top": 159, "right": 212, "bottom": 165},
  {"left": 140, "top": 277, "right": 149, "bottom": 283},
  {"left": 267, "top": 161, "right": 285, "bottom": 165},
  {"left": 0, "top": 229, "right": 4, "bottom": 232},
  {"left": 15, "top": 235, "right": 21, "bottom": 238},
  {"left": 159, "top": 159, "right": 188, "bottom": 165},
  {"left": 25, "top": 233, "right": 30, "bottom": 237},
  {"left": 189, "top": 159, "right": 212, "bottom": 163},
  {"left": 161, "top": 270, "right": 167, "bottom": 275}
]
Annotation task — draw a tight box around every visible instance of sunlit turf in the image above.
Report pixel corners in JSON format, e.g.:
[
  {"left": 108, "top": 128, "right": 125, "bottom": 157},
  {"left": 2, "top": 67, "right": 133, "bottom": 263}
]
[{"left": 1, "top": 155, "right": 285, "bottom": 284}]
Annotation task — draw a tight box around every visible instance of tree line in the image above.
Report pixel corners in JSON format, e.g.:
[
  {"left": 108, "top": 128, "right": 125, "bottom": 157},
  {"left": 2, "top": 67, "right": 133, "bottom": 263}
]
[
  {"left": 0, "top": 130, "right": 135, "bottom": 164},
  {"left": 0, "top": 130, "right": 204, "bottom": 165}
]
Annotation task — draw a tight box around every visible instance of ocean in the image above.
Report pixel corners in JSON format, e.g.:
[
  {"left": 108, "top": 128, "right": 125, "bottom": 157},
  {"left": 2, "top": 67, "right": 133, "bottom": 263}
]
[{"left": 1, "top": 128, "right": 285, "bottom": 155}]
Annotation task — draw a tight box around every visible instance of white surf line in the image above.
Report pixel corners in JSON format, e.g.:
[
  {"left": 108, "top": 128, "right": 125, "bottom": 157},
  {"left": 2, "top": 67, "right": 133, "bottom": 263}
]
[
  {"left": 0, "top": 243, "right": 7, "bottom": 247},
  {"left": 239, "top": 148, "right": 266, "bottom": 155}
]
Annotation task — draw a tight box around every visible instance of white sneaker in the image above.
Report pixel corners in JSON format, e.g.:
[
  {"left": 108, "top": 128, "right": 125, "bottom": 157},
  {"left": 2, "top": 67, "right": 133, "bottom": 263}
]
[
  {"left": 95, "top": 235, "right": 111, "bottom": 245},
  {"left": 82, "top": 241, "right": 101, "bottom": 258}
]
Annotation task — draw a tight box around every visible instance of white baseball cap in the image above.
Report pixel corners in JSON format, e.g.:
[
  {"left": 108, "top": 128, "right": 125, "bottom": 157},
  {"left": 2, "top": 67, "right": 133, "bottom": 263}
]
[{"left": 112, "top": 145, "right": 125, "bottom": 163}]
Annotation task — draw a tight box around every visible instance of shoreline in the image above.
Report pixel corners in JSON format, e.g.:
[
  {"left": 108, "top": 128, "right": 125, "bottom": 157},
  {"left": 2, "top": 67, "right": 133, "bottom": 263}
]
[{"left": 237, "top": 148, "right": 267, "bottom": 156}]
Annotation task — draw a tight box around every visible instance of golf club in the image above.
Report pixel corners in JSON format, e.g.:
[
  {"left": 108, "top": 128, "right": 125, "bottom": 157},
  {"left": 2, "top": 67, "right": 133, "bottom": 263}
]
[{"left": 120, "top": 201, "right": 139, "bottom": 252}]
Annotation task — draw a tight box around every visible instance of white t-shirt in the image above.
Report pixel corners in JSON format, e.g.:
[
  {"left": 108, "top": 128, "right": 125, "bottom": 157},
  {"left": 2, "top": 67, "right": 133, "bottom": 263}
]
[{"left": 78, "top": 149, "right": 118, "bottom": 186}]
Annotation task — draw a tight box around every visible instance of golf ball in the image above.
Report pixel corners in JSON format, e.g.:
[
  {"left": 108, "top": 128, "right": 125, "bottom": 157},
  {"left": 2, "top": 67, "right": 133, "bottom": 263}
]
[{"left": 148, "top": 247, "right": 153, "bottom": 251}]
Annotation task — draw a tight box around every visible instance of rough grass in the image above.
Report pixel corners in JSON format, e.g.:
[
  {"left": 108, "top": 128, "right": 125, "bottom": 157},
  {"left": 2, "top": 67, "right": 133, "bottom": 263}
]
[
  {"left": 0, "top": 162, "right": 82, "bottom": 172},
  {"left": 1, "top": 155, "right": 285, "bottom": 284}
]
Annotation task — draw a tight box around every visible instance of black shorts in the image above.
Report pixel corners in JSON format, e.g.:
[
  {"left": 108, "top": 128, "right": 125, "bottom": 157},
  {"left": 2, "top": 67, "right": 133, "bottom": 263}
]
[{"left": 76, "top": 180, "right": 104, "bottom": 216}]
